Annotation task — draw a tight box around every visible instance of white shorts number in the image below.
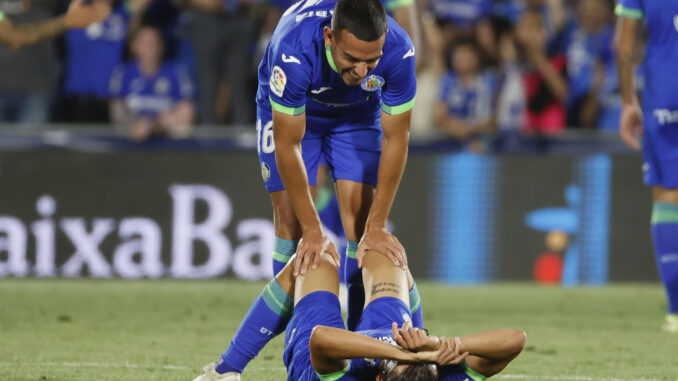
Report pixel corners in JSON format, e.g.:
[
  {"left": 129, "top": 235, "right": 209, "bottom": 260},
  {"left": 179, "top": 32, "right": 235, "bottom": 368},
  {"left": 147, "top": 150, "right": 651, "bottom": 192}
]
[{"left": 256, "top": 119, "right": 275, "bottom": 154}]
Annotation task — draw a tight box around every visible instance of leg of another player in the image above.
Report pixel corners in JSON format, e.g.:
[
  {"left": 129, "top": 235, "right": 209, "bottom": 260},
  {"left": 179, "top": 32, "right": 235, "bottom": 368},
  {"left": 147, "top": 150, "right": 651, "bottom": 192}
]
[
  {"left": 361, "top": 249, "right": 410, "bottom": 306},
  {"left": 651, "top": 186, "right": 678, "bottom": 332},
  {"left": 335, "top": 179, "right": 374, "bottom": 330},
  {"left": 270, "top": 190, "right": 304, "bottom": 275},
  {"left": 294, "top": 251, "right": 341, "bottom": 304},
  {"left": 209, "top": 255, "right": 297, "bottom": 377}
]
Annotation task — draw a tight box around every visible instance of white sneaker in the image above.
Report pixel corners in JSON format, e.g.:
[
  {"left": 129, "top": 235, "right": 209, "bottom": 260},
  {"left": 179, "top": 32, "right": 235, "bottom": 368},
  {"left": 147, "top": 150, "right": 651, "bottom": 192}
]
[
  {"left": 662, "top": 314, "right": 678, "bottom": 334},
  {"left": 193, "top": 362, "right": 241, "bottom": 381}
]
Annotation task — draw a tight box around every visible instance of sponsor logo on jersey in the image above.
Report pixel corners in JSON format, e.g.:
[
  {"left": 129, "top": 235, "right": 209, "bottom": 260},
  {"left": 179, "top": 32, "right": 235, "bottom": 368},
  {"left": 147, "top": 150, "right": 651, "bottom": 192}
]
[
  {"left": 154, "top": 77, "right": 170, "bottom": 95},
  {"left": 310, "top": 86, "right": 332, "bottom": 94},
  {"left": 261, "top": 162, "right": 271, "bottom": 182},
  {"left": 653, "top": 109, "right": 678, "bottom": 125},
  {"left": 361, "top": 75, "right": 385, "bottom": 92},
  {"left": 282, "top": 53, "right": 301, "bottom": 64},
  {"left": 270, "top": 66, "right": 287, "bottom": 97},
  {"left": 403, "top": 48, "right": 415, "bottom": 59}
]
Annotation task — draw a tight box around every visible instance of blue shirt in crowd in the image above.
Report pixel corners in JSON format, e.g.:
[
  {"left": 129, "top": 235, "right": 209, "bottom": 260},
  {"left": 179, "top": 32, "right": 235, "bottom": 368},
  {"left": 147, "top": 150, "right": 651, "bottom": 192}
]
[
  {"left": 110, "top": 61, "right": 194, "bottom": 118},
  {"left": 64, "top": 2, "right": 129, "bottom": 98},
  {"left": 438, "top": 70, "right": 497, "bottom": 122}
]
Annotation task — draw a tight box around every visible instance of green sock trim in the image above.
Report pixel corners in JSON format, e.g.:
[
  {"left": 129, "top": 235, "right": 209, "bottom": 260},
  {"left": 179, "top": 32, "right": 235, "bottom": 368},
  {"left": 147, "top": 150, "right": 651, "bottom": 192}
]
[
  {"left": 651, "top": 202, "right": 678, "bottom": 224},
  {"left": 346, "top": 241, "right": 359, "bottom": 259},
  {"left": 314, "top": 188, "right": 333, "bottom": 211},
  {"left": 317, "top": 362, "right": 350, "bottom": 381},
  {"left": 409, "top": 282, "right": 421, "bottom": 314},
  {"left": 262, "top": 279, "right": 293, "bottom": 317},
  {"left": 463, "top": 360, "right": 487, "bottom": 381},
  {"left": 273, "top": 237, "right": 298, "bottom": 264}
]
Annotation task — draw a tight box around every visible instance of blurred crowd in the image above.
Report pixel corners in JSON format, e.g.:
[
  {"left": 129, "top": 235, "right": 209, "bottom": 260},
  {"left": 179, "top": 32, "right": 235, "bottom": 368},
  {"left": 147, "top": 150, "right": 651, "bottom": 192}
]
[{"left": 0, "top": 0, "right": 635, "bottom": 143}]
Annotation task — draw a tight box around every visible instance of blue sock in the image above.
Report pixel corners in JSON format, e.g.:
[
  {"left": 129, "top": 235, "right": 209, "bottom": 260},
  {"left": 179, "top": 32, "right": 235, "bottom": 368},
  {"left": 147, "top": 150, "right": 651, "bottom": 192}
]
[
  {"left": 272, "top": 237, "right": 298, "bottom": 275},
  {"left": 409, "top": 282, "right": 424, "bottom": 328},
  {"left": 344, "top": 241, "right": 364, "bottom": 331},
  {"left": 651, "top": 202, "right": 678, "bottom": 314},
  {"left": 216, "top": 278, "right": 293, "bottom": 374}
]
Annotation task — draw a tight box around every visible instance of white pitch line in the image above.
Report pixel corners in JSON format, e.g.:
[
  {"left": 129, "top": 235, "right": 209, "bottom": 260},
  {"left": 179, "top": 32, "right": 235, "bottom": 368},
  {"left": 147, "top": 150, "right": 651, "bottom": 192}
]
[{"left": 0, "top": 363, "right": 675, "bottom": 381}]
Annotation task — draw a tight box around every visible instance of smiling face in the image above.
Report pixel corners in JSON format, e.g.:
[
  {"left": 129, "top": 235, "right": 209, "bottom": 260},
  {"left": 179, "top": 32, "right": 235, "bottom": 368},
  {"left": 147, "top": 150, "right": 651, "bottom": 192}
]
[{"left": 324, "top": 26, "right": 385, "bottom": 86}]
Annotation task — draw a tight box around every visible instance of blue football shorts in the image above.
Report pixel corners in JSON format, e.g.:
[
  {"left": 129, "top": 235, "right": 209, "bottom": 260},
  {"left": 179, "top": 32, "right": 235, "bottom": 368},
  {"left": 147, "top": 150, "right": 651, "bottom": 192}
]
[
  {"left": 642, "top": 108, "right": 678, "bottom": 189},
  {"left": 355, "top": 296, "right": 412, "bottom": 332},
  {"left": 257, "top": 106, "right": 382, "bottom": 192},
  {"left": 283, "top": 291, "right": 345, "bottom": 381}
]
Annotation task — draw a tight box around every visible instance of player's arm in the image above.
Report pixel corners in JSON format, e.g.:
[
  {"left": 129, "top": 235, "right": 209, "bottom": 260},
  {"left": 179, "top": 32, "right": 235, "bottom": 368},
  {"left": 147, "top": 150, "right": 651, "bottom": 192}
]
[
  {"left": 615, "top": 5, "right": 642, "bottom": 150},
  {"left": 0, "top": 0, "right": 109, "bottom": 50},
  {"left": 357, "top": 109, "right": 411, "bottom": 268},
  {"left": 309, "top": 325, "right": 466, "bottom": 374},
  {"left": 273, "top": 110, "right": 340, "bottom": 275}
]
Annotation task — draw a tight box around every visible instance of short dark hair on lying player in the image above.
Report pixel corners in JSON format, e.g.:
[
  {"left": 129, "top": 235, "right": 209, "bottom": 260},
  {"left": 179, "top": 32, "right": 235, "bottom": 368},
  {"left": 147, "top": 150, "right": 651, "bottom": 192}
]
[
  {"left": 332, "top": 0, "right": 387, "bottom": 42},
  {"left": 381, "top": 362, "right": 437, "bottom": 381}
]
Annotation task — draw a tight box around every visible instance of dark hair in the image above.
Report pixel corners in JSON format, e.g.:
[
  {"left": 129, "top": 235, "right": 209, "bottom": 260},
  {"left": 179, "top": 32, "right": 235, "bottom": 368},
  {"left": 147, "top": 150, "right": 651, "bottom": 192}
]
[
  {"left": 381, "top": 363, "right": 437, "bottom": 381},
  {"left": 332, "top": 0, "right": 387, "bottom": 42}
]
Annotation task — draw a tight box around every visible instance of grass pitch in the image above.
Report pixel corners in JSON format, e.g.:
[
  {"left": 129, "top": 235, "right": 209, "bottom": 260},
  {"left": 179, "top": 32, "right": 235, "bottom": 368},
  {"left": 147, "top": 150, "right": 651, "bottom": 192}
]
[{"left": 0, "top": 280, "right": 676, "bottom": 381}]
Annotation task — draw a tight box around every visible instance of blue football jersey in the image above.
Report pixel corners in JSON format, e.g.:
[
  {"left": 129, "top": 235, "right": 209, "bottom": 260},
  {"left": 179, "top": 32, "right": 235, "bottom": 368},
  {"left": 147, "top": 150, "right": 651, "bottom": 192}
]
[
  {"left": 110, "top": 61, "right": 193, "bottom": 118},
  {"left": 256, "top": 0, "right": 416, "bottom": 124},
  {"left": 438, "top": 70, "right": 496, "bottom": 122},
  {"left": 616, "top": 0, "right": 678, "bottom": 108},
  {"left": 64, "top": 2, "right": 129, "bottom": 97}
]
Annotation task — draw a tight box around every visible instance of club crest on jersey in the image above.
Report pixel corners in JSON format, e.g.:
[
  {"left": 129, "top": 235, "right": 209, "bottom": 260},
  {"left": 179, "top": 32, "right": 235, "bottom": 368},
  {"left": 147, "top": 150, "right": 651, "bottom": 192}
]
[
  {"left": 361, "top": 75, "right": 384, "bottom": 92},
  {"left": 270, "top": 66, "right": 287, "bottom": 97},
  {"left": 154, "top": 77, "right": 170, "bottom": 95},
  {"left": 261, "top": 162, "right": 271, "bottom": 182}
]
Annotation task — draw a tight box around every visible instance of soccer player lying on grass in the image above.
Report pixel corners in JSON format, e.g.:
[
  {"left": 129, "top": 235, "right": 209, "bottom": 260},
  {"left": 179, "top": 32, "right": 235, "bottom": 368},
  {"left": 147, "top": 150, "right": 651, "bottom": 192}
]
[{"left": 194, "top": 250, "right": 526, "bottom": 380}]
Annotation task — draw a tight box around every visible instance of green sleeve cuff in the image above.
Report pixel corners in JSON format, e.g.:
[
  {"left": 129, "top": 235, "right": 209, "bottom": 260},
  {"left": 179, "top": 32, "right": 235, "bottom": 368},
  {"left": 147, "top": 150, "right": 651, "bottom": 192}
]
[
  {"left": 615, "top": 4, "right": 643, "bottom": 19},
  {"left": 270, "top": 97, "right": 305, "bottom": 116},
  {"left": 317, "top": 362, "right": 350, "bottom": 381},
  {"left": 382, "top": 97, "right": 415, "bottom": 115},
  {"left": 463, "top": 360, "right": 488, "bottom": 381},
  {"left": 385, "top": 0, "right": 415, "bottom": 11}
]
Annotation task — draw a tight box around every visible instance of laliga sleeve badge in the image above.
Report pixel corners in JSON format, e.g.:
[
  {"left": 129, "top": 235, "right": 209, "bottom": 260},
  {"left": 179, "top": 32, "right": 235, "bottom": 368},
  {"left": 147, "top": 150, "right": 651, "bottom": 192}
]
[
  {"left": 270, "top": 65, "right": 287, "bottom": 97},
  {"left": 261, "top": 162, "right": 271, "bottom": 182},
  {"left": 361, "top": 75, "right": 385, "bottom": 92}
]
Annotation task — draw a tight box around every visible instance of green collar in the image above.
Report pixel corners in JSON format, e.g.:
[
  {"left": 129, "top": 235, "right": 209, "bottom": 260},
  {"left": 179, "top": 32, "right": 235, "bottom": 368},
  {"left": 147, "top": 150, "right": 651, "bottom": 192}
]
[{"left": 325, "top": 44, "right": 339, "bottom": 74}]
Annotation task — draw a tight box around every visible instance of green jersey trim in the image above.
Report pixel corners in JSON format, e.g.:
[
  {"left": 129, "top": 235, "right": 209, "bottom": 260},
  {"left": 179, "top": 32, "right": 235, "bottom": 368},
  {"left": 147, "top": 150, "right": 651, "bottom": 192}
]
[
  {"left": 325, "top": 45, "right": 339, "bottom": 74},
  {"left": 463, "top": 361, "right": 487, "bottom": 381},
  {"left": 270, "top": 97, "right": 306, "bottom": 116},
  {"left": 382, "top": 97, "right": 415, "bottom": 115},
  {"left": 317, "top": 362, "right": 351, "bottom": 381},
  {"left": 385, "top": 0, "right": 415, "bottom": 11},
  {"left": 615, "top": 4, "right": 643, "bottom": 19}
]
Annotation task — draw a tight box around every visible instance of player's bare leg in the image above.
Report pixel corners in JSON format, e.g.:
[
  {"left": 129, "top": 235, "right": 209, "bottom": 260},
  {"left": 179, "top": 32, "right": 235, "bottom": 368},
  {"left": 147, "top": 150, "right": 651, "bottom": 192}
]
[
  {"left": 652, "top": 186, "right": 678, "bottom": 333},
  {"left": 294, "top": 252, "right": 341, "bottom": 304},
  {"left": 269, "top": 188, "right": 314, "bottom": 274},
  {"left": 335, "top": 179, "right": 374, "bottom": 329}
]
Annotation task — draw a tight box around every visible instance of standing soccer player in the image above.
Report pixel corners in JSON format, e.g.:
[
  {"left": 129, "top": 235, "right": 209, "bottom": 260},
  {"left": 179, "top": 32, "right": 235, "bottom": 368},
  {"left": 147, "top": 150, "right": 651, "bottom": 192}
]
[
  {"left": 616, "top": 0, "right": 678, "bottom": 333},
  {"left": 0, "top": 0, "right": 109, "bottom": 50}
]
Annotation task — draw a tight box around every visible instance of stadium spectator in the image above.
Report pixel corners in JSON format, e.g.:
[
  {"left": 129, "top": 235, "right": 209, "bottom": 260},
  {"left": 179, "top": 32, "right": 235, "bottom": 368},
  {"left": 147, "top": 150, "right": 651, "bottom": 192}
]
[
  {"left": 109, "top": 25, "right": 194, "bottom": 141},
  {"left": 434, "top": 36, "right": 497, "bottom": 151},
  {"left": 186, "top": 0, "right": 255, "bottom": 125},
  {"left": 61, "top": 0, "right": 149, "bottom": 123},
  {"left": 515, "top": 8, "right": 568, "bottom": 135},
  {"left": 0, "top": 0, "right": 58, "bottom": 124},
  {"left": 0, "top": 0, "right": 109, "bottom": 123},
  {"left": 562, "top": 0, "right": 614, "bottom": 128}
]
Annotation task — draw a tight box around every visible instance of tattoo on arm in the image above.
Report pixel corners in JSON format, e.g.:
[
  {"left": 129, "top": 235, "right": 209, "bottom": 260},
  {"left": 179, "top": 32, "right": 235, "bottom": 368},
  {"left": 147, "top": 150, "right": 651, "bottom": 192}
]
[{"left": 371, "top": 282, "right": 401, "bottom": 296}]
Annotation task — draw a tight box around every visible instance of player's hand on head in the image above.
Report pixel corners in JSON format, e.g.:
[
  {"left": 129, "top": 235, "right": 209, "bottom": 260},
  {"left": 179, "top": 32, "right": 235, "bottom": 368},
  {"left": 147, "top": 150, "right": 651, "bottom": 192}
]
[
  {"left": 619, "top": 103, "right": 643, "bottom": 151},
  {"left": 415, "top": 336, "right": 468, "bottom": 366},
  {"left": 64, "top": 0, "right": 111, "bottom": 29},
  {"left": 294, "top": 228, "right": 340, "bottom": 276},
  {"left": 392, "top": 321, "right": 439, "bottom": 352},
  {"left": 356, "top": 227, "right": 407, "bottom": 269}
]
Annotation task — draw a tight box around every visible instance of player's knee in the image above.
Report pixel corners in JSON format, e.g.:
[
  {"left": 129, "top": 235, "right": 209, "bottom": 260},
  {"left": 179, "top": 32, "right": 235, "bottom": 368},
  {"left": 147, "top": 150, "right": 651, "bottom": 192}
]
[{"left": 362, "top": 250, "right": 406, "bottom": 273}]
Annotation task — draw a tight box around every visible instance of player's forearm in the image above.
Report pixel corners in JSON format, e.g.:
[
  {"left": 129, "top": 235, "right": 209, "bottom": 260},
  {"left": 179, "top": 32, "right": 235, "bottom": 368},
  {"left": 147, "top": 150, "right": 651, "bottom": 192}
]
[
  {"left": 310, "top": 326, "right": 418, "bottom": 364},
  {"left": 457, "top": 329, "right": 526, "bottom": 361},
  {"left": 275, "top": 143, "right": 322, "bottom": 231},
  {"left": 615, "top": 19, "right": 638, "bottom": 106},
  {"left": 3, "top": 16, "right": 67, "bottom": 49},
  {"left": 366, "top": 112, "right": 411, "bottom": 229}
]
